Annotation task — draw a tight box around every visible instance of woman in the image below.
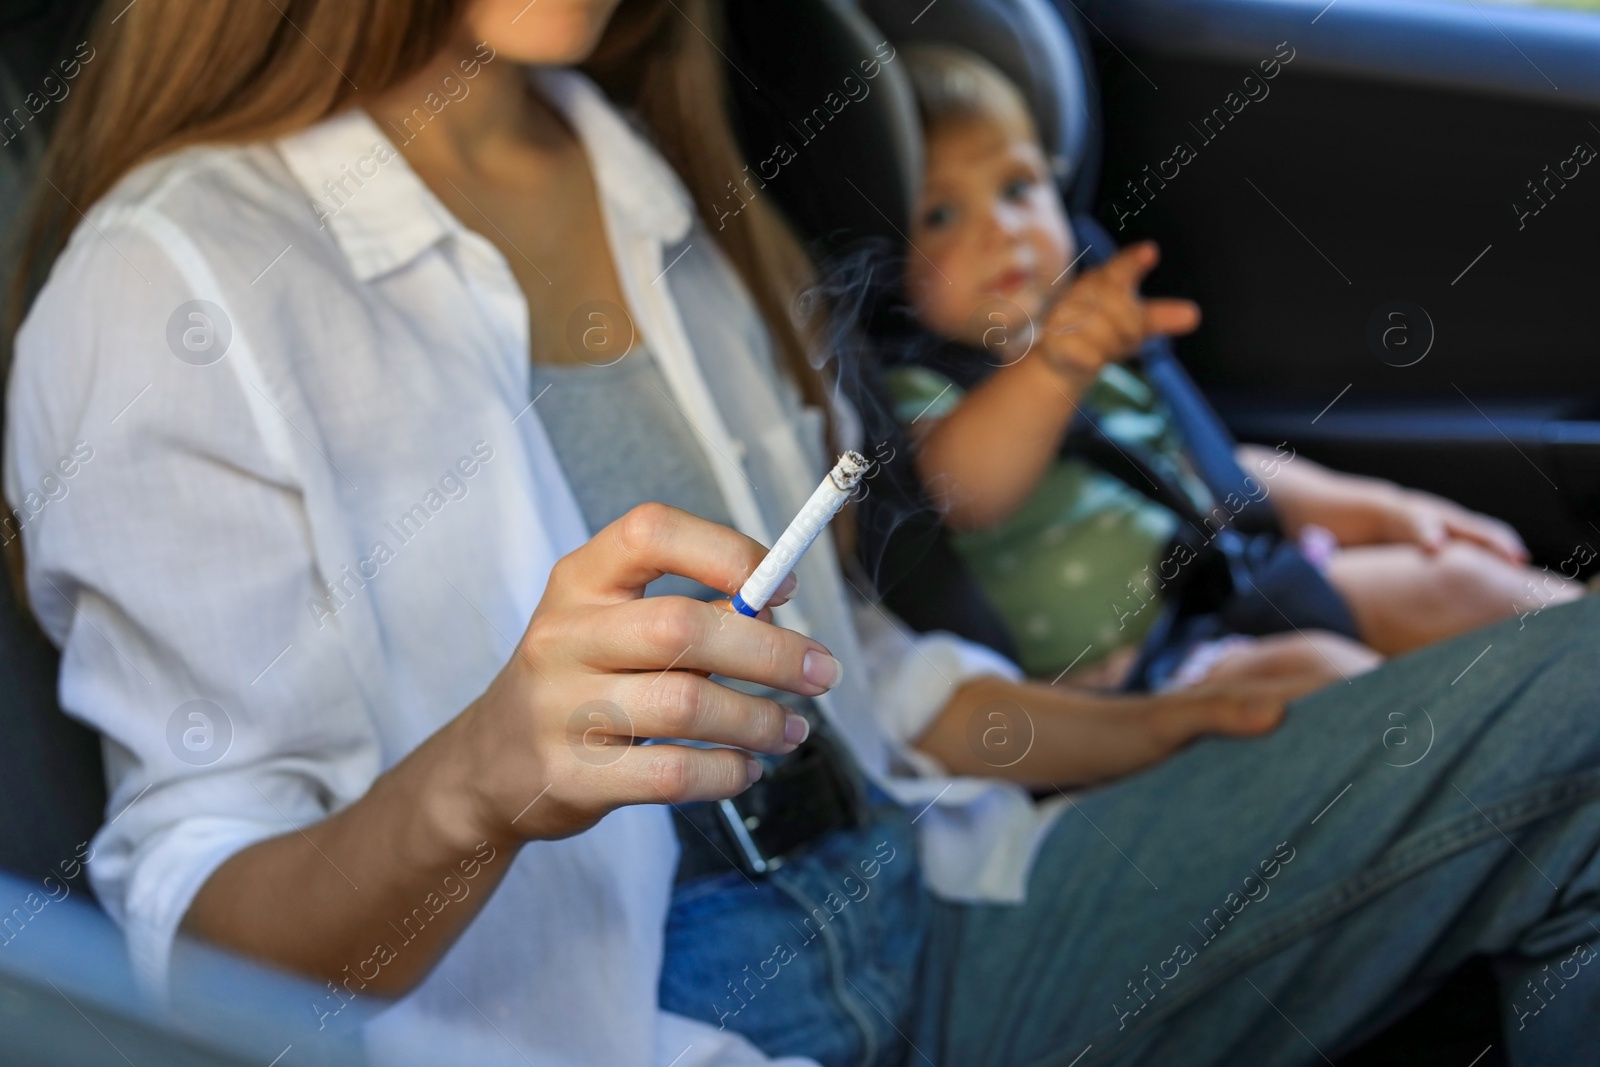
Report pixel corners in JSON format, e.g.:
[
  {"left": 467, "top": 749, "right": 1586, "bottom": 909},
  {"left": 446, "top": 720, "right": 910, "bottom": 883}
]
[{"left": 6, "top": 1, "right": 1598, "bottom": 1065}]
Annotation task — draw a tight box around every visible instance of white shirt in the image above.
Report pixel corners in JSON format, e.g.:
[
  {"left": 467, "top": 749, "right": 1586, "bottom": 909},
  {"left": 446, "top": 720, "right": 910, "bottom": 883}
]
[{"left": 5, "top": 68, "right": 1066, "bottom": 1066}]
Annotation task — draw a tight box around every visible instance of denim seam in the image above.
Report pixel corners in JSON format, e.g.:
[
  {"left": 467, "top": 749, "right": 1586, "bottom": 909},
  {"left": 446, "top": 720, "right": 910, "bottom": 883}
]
[
  {"left": 772, "top": 872, "right": 882, "bottom": 1067},
  {"left": 1037, "top": 766, "right": 1600, "bottom": 1067}
]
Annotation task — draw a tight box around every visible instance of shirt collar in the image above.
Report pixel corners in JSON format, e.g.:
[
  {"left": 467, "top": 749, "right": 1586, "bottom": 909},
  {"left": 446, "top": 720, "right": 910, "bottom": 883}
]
[{"left": 275, "top": 67, "right": 694, "bottom": 283}]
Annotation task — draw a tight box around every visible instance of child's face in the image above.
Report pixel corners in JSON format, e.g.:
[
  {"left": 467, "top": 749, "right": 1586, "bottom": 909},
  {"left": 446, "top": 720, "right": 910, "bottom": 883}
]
[{"left": 905, "top": 116, "right": 1074, "bottom": 348}]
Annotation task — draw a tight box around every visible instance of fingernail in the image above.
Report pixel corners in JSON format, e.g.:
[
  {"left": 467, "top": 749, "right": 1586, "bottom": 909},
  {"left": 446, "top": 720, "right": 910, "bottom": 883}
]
[
  {"left": 802, "top": 649, "right": 842, "bottom": 690},
  {"left": 745, "top": 756, "right": 764, "bottom": 784},
  {"left": 772, "top": 573, "right": 799, "bottom": 603},
  {"left": 785, "top": 712, "right": 810, "bottom": 747}
]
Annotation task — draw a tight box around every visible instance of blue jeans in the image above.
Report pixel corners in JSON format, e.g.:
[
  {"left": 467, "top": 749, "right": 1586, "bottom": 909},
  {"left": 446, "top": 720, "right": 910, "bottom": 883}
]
[
  {"left": 659, "top": 783, "right": 929, "bottom": 1066},
  {"left": 660, "top": 596, "right": 1600, "bottom": 1066}
]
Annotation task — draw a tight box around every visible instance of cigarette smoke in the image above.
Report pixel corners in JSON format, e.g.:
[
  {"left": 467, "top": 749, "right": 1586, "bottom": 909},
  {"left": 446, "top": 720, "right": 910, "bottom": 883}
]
[{"left": 792, "top": 240, "right": 947, "bottom": 597}]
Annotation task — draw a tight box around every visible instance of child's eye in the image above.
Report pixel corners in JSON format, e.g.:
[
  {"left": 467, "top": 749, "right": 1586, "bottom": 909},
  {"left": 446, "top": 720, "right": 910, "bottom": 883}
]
[
  {"left": 920, "top": 203, "right": 957, "bottom": 230},
  {"left": 1002, "top": 177, "right": 1037, "bottom": 202}
]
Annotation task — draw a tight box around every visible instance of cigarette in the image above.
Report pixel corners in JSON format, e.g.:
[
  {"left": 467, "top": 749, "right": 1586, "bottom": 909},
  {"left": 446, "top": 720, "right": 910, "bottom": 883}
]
[{"left": 728, "top": 451, "right": 869, "bottom": 617}]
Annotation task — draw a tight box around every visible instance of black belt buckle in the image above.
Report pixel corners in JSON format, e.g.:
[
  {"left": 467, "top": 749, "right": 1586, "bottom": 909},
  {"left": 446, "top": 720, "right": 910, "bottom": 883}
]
[{"left": 679, "top": 726, "right": 870, "bottom": 882}]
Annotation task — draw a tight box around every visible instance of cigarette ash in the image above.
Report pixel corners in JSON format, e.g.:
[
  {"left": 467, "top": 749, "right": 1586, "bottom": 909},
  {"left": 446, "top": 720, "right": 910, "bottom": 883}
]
[{"left": 829, "top": 451, "right": 870, "bottom": 491}]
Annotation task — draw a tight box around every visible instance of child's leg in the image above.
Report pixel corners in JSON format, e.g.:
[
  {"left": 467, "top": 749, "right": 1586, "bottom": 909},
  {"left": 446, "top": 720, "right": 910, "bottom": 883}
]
[{"left": 1325, "top": 540, "right": 1583, "bottom": 655}]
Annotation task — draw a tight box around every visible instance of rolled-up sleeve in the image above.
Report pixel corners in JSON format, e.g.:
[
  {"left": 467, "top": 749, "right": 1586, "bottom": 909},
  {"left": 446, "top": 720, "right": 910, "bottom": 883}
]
[
  {"left": 5, "top": 210, "right": 381, "bottom": 992},
  {"left": 847, "top": 589, "right": 1023, "bottom": 754}
]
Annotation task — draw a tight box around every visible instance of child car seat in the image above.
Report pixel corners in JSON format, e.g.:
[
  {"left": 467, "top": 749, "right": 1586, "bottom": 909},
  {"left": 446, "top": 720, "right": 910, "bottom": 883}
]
[
  {"left": 721, "top": 0, "right": 1299, "bottom": 655},
  {"left": 721, "top": 1, "right": 1504, "bottom": 1061},
  {"left": 858, "top": 0, "right": 1100, "bottom": 214}
]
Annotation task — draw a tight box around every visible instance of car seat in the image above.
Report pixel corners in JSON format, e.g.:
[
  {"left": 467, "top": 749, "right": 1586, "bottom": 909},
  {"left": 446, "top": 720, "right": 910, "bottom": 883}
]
[
  {"left": 721, "top": 1, "right": 1506, "bottom": 1063},
  {"left": 721, "top": 0, "right": 1286, "bottom": 657},
  {"left": 0, "top": 0, "right": 107, "bottom": 897}
]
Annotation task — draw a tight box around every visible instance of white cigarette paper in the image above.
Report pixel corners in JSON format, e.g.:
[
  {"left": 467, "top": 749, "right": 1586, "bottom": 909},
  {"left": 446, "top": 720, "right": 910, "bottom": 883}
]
[{"left": 730, "top": 452, "right": 869, "bottom": 616}]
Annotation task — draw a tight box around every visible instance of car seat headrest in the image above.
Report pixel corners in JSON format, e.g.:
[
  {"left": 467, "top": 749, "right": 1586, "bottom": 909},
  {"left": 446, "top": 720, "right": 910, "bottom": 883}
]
[
  {"left": 856, "top": 0, "right": 1094, "bottom": 196},
  {"left": 722, "top": 0, "right": 1097, "bottom": 249},
  {"left": 722, "top": 0, "right": 923, "bottom": 255}
]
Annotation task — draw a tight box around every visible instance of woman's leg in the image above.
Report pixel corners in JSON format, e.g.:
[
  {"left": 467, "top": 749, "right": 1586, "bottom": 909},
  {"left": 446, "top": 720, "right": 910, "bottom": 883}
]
[
  {"left": 1325, "top": 540, "right": 1582, "bottom": 655},
  {"left": 658, "top": 786, "right": 930, "bottom": 1067},
  {"left": 915, "top": 595, "right": 1600, "bottom": 1067}
]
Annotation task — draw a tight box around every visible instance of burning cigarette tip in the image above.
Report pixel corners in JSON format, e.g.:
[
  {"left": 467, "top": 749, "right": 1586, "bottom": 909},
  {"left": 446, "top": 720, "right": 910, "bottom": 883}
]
[{"left": 829, "top": 451, "right": 869, "bottom": 491}]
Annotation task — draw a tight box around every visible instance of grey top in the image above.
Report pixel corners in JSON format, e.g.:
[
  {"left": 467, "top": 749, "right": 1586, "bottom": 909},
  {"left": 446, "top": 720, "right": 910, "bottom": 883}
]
[
  {"left": 530, "top": 344, "right": 817, "bottom": 725},
  {"left": 530, "top": 345, "right": 732, "bottom": 603}
]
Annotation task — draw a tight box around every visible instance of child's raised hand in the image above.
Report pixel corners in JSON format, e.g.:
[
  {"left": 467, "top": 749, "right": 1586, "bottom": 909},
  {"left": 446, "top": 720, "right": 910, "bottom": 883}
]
[{"left": 1038, "top": 241, "right": 1201, "bottom": 380}]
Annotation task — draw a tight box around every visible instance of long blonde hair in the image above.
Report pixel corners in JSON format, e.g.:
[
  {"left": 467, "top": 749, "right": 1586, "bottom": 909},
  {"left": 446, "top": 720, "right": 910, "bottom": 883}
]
[{"left": 5, "top": 0, "right": 841, "bottom": 605}]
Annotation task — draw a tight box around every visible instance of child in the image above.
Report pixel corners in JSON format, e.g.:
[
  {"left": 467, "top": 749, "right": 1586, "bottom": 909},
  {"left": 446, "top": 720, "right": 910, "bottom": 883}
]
[{"left": 885, "top": 45, "right": 1580, "bottom": 686}]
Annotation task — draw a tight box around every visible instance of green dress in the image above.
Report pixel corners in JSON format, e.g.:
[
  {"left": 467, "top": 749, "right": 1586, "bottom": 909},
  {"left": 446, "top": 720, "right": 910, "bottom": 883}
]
[{"left": 885, "top": 362, "right": 1214, "bottom": 677}]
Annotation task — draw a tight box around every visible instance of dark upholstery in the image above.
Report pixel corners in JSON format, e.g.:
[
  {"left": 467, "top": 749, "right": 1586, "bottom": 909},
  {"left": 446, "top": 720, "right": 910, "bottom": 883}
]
[
  {"left": 0, "top": 580, "right": 104, "bottom": 894},
  {"left": 721, "top": 0, "right": 922, "bottom": 255},
  {"left": 0, "top": 0, "right": 107, "bottom": 896},
  {"left": 859, "top": 0, "right": 1096, "bottom": 204}
]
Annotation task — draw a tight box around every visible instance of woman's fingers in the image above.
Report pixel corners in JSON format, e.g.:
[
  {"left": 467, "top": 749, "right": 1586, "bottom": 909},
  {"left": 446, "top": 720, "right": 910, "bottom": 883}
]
[
  {"left": 608, "top": 742, "right": 762, "bottom": 807},
  {"left": 1148, "top": 630, "right": 1390, "bottom": 749},
  {"left": 1199, "top": 631, "right": 1382, "bottom": 689},
  {"left": 768, "top": 572, "right": 800, "bottom": 607},
  {"left": 1207, "top": 687, "right": 1290, "bottom": 736},
  {"left": 508, "top": 682, "right": 789, "bottom": 835},
  {"left": 492, "top": 504, "right": 832, "bottom": 840},
  {"left": 544, "top": 502, "right": 778, "bottom": 610},
  {"left": 603, "top": 670, "right": 808, "bottom": 755},
  {"left": 564, "top": 595, "right": 842, "bottom": 697}
]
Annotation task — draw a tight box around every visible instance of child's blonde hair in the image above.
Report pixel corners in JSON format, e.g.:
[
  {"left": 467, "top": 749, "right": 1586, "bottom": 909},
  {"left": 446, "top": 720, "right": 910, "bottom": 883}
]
[{"left": 902, "top": 44, "right": 1037, "bottom": 139}]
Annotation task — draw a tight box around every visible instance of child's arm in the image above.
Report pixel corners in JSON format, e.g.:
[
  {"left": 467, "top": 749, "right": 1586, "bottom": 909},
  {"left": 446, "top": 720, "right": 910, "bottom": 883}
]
[
  {"left": 913, "top": 350, "right": 1089, "bottom": 530},
  {"left": 915, "top": 243, "right": 1200, "bottom": 530}
]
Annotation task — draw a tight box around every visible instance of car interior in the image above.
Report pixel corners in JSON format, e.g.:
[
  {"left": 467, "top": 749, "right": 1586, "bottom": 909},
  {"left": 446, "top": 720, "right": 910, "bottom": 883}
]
[{"left": 2, "top": 0, "right": 1596, "bottom": 1062}]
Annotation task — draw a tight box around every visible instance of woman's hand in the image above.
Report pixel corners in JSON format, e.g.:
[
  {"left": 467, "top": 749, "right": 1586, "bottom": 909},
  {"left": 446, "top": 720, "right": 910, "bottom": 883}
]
[
  {"left": 1186, "top": 630, "right": 1382, "bottom": 689},
  {"left": 187, "top": 503, "right": 836, "bottom": 996},
  {"left": 1037, "top": 241, "right": 1200, "bottom": 382},
  {"left": 455, "top": 502, "right": 840, "bottom": 846}
]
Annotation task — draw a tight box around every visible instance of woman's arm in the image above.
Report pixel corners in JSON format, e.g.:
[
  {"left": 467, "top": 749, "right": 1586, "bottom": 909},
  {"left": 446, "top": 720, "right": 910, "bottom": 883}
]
[
  {"left": 184, "top": 505, "right": 835, "bottom": 997},
  {"left": 914, "top": 669, "right": 1324, "bottom": 789},
  {"left": 183, "top": 709, "right": 513, "bottom": 997}
]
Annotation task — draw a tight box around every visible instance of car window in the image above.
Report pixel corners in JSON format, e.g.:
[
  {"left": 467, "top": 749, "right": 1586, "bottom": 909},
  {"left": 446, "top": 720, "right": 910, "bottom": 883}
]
[{"left": 1449, "top": 0, "right": 1600, "bottom": 11}]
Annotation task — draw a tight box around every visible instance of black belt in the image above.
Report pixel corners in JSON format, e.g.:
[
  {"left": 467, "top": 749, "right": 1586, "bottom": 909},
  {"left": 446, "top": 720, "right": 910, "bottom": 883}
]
[{"left": 671, "top": 725, "right": 869, "bottom": 884}]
